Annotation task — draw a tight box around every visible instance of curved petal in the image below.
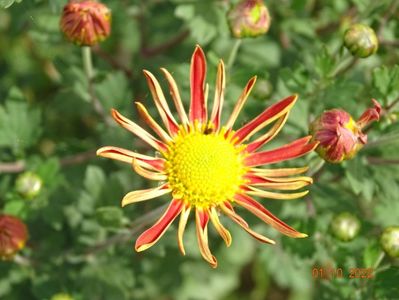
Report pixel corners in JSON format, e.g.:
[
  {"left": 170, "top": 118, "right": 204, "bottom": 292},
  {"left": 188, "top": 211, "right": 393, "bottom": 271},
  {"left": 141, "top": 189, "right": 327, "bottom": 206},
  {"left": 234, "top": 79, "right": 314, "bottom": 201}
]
[
  {"left": 245, "top": 136, "right": 317, "bottom": 167},
  {"left": 135, "top": 102, "right": 172, "bottom": 142},
  {"left": 220, "top": 202, "right": 275, "bottom": 244},
  {"left": 143, "top": 70, "right": 180, "bottom": 135},
  {"left": 246, "top": 113, "right": 288, "bottom": 153},
  {"left": 195, "top": 208, "right": 217, "bottom": 268},
  {"left": 225, "top": 76, "right": 257, "bottom": 130},
  {"left": 189, "top": 45, "right": 207, "bottom": 124},
  {"left": 160, "top": 67, "right": 189, "bottom": 126},
  {"left": 234, "top": 194, "right": 307, "bottom": 238},
  {"left": 246, "top": 179, "right": 311, "bottom": 191},
  {"left": 210, "top": 60, "right": 226, "bottom": 131},
  {"left": 132, "top": 158, "right": 167, "bottom": 181},
  {"left": 135, "top": 199, "right": 183, "bottom": 252},
  {"left": 97, "top": 146, "right": 165, "bottom": 171},
  {"left": 177, "top": 203, "right": 191, "bottom": 255},
  {"left": 111, "top": 109, "right": 167, "bottom": 152},
  {"left": 245, "top": 174, "right": 312, "bottom": 190},
  {"left": 249, "top": 166, "right": 309, "bottom": 177},
  {"left": 209, "top": 206, "right": 231, "bottom": 247},
  {"left": 245, "top": 185, "right": 309, "bottom": 200},
  {"left": 121, "top": 184, "right": 171, "bottom": 207},
  {"left": 233, "top": 95, "right": 297, "bottom": 144}
]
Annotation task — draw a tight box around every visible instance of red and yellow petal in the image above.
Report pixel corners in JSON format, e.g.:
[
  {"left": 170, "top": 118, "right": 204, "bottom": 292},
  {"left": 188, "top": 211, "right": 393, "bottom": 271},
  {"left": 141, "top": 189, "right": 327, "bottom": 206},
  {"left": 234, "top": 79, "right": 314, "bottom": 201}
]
[
  {"left": 245, "top": 136, "right": 317, "bottom": 167},
  {"left": 96, "top": 146, "right": 165, "bottom": 171},
  {"left": 177, "top": 203, "right": 191, "bottom": 255},
  {"left": 210, "top": 60, "right": 226, "bottom": 131},
  {"left": 111, "top": 109, "right": 167, "bottom": 152},
  {"left": 143, "top": 70, "right": 180, "bottom": 135},
  {"left": 135, "top": 199, "right": 183, "bottom": 252},
  {"left": 189, "top": 46, "right": 207, "bottom": 124},
  {"left": 249, "top": 166, "right": 309, "bottom": 177},
  {"left": 121, "top": 184, "right": 171, "bottom": 207},
  {"left": 160, "top": 67, "right": 189, "bottom": 126},
  {"left": 245, "top": 185, "right": 309, "bottom": 200},
  {"left": 234, "top": 194, "right": 307, "bottom": 238},
  {"left": 195, "top": 208, "right": 217, "bottom": 268},
  {"left": 135, "top": 102, "right": 172, "bottom": 143},
  {"left": 132, "top": 158, "right": 167, "bottom": 181},
  {"left": 233, "top": 95, "right": 297, "bottom": 144},
  {"left": 246, "top": 113, "right": 288, "bottom": 152},
  {"left": 225, "top": 76, "right": 257, "bottom": 130},
  {"left": 220, "top": 202, "right": 275, "bottom": 244},
  {"left": 209, "top": 206, "right": 232, "bottom": 247}
]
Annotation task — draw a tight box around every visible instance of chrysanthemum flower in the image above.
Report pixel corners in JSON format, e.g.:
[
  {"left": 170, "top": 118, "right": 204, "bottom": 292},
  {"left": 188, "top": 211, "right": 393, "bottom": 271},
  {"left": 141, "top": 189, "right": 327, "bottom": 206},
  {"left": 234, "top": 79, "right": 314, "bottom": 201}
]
[
  {"left": 0, "top": 214, "right": 28, "bottom": 260},
  {"left": 97, "top": 46, "right": 317, "bottom": 267}
]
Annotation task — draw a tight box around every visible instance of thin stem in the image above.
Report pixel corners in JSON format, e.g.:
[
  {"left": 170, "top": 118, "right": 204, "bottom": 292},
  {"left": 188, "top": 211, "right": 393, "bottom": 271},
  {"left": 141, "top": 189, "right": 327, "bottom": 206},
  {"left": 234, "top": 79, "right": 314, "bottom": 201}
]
[
  {"left": 227, "top": 39, "right": 242, "bottom": 70},
  {"left": 82, "top": 46, "right": 94, "bottom": 80},
  {"left": 81, "top": 46, "right": 113, "bottom": 126},
  {"left": 0, "top": 150, "right": 96, "bottom": 174},
  {"left": 373, "top": 251, "right": 385, "bottom": 270}
]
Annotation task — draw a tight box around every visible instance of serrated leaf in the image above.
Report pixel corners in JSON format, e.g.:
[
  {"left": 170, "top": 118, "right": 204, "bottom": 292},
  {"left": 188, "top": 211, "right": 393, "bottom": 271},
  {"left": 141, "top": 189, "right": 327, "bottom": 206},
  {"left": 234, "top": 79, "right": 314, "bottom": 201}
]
[{"left": 0, "top": 87, "right": 42, "bottom": 155}]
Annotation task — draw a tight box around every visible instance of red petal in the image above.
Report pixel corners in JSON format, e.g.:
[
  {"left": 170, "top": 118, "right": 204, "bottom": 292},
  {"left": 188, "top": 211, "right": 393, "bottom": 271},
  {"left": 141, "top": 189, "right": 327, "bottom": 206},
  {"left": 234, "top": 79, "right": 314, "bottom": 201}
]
[
  {"left": 245, "top": 136, "right": 317, "bottom": 167},
  {"left": 135, "top": 200, "right": 183, "bottom": 252},
  {"left": 189, "top": 46, "right": 207, "bottom": 124},
  {"left": 357, "top": 99, "right": 382, "bottom": 128},
  {"left": 234, "top": 194, "right": 307, "bottom": 238},
  {"left": 233, "top": 95, "right": 297, "bottom": 144}
]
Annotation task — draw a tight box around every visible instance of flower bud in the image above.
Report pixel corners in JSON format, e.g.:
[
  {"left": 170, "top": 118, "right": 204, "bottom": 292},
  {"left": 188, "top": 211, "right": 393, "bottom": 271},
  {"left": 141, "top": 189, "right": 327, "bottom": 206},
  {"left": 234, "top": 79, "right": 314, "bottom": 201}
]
[
  {"left": 309, "top": 99, "right": 381, "bottom": 163},
  {"left": 60, "top": 0, "right": 111, "bottom": 46},
  {"left": 227, "top": 0, "right": 271, "bottom": 38},
  {"left": 15, "top": 172, "right": 43, "bottom": 199},
  {"left": 0, "top": 214, "right": 28, "bottom": 260},
  {"left": 344, "top": 24, "right": 378, "bottom": 58},
  {"left": 380, "top": 226, "right": 399, "bottom": 258},
  {"left": 330, "top": 212, "right": 360, "bottom": 242},
  {"left": 51, "top": 293, "right": 74, "bottom": 300}
]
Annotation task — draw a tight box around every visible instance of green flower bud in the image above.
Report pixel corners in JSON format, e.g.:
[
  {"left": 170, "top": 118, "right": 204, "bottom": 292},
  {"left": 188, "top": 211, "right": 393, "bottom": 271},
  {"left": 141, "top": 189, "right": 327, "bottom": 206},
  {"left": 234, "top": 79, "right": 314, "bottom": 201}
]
[
  {"left": 343, "top": 24, "right": 378, "bottom": 58},
  {"left": 95, "top": 206, "right": 124, "bottom": 228},
  {"left": 227, "top": 0, "right": 271, "bottom": 38},
  {"left": 380, "top": 226, "right": 399, "bottom": 258},
  {"left": 330, "top": 212, "right": 361, "bottom": 242},
  {"left": 15, "top": 172, "right": 43, "bottom": 199},
  {"left": 51, "top": 293, "right": 74, "bottom": 300}
]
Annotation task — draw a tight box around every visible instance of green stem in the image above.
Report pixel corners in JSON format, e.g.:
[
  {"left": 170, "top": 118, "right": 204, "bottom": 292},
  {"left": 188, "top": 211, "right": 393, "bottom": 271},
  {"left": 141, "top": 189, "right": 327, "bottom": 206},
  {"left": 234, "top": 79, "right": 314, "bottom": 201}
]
[
  {"left": 227, "top": 39, "right": 242, "bottom": 70},
  {"left": 82, "top": 46, "right": 94, "bottom": 80},
  {"left": 81, "top": 46, "right": 113, "bottom": 126},
  {"left": 373, "top": 251, "right": 385, "bottom": 269}
]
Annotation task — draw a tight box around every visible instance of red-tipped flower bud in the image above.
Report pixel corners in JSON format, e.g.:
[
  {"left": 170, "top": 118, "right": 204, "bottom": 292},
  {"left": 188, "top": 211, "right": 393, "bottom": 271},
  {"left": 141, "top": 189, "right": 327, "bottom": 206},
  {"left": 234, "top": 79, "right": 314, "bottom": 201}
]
[
  {"left": 227, "top": 0, "right": 271, "bottom": 38},
  {"left": 330, "top": 212, "right": 361, "bottom": 242},
  {"left": 309, "top": 99, "right": 381, "bottom": 163},
  {"left": 380, "top": 226, "right": 399, "bottom": 258},
  {"left": 0, "top": 214, "right": 28, "bottom": 260},
  {"left": 344, "top": 24, "right": 378, "bottom": 58},
  {"left": 60, "top": 0, "right": 111, "bottom": 46}
]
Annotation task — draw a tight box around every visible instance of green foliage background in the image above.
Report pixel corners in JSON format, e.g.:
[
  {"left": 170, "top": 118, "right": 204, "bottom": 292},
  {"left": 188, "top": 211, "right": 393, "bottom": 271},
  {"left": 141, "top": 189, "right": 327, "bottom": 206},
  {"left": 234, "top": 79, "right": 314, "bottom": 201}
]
[{"left": 1, "top": 0, "right": 399, "bottom": 299}]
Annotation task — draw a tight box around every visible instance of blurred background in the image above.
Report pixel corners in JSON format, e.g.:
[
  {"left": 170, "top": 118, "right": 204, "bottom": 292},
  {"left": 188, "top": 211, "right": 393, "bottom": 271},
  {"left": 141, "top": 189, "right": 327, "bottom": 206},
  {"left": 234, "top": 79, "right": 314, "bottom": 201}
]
[{"left": 0, "top": 0, "right": 399, "bottom": 299}]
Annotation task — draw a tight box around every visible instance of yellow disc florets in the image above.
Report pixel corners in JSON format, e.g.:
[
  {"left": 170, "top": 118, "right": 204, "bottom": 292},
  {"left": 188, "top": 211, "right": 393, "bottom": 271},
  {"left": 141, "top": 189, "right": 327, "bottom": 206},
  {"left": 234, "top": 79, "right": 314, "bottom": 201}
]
[{"left": 164, "top": 127, "right": 247, "bottom": 208}]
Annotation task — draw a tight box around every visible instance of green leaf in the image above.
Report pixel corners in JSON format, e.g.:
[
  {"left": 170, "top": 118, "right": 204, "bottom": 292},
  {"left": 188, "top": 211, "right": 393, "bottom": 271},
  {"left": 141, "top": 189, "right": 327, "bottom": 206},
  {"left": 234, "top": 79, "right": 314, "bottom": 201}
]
[
  {"left": 0, "top": 87, "right": 42, "bottom": 156},
  {"left": 0, "top": 0, "right": 22, "bottom": 9}
]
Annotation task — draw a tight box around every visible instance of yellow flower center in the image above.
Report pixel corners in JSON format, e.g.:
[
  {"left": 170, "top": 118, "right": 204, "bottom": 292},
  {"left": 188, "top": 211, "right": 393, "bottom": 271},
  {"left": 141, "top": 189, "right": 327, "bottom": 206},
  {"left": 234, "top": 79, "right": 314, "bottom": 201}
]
[{"left": 164, "top": 127, "right": 247, "bottom": 208}]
